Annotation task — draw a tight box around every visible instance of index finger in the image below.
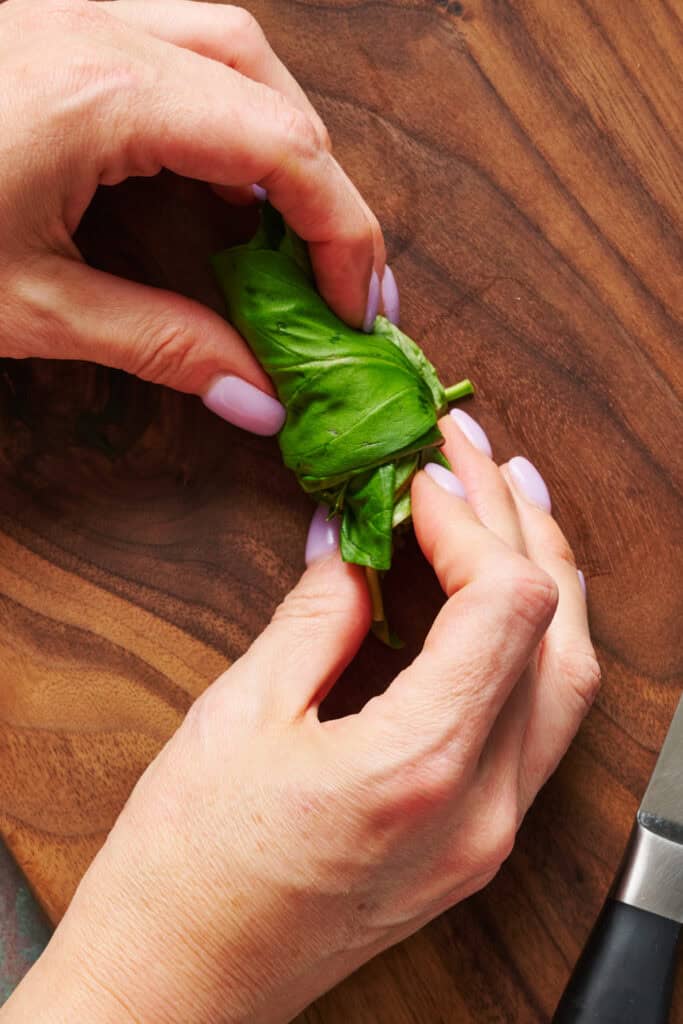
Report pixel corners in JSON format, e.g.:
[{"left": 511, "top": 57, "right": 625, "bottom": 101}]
[{"left": 97, "top": 4, "right": 385, "bottom": 328}]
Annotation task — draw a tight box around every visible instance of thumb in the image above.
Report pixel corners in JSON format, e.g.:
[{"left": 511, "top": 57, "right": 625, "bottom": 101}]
[
  {"left": 17, "top": 254, "right": 285, "bottom": 436},
  {"left": 217, "top": 540, "right": 371, "bottom": 721}
]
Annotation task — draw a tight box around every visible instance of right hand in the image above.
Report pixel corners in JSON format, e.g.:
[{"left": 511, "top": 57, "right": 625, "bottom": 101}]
[
  {"left": 3, "top": 413, "right": 600, "bottom": 1024},
  {"left": 0, "top": 0, "right": 388, "bottom": 435}
]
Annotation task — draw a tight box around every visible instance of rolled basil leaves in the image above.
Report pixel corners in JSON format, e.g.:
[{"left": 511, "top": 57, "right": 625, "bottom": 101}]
[{"left": 213, "top": 206, "right": 472, "bottom": 643}]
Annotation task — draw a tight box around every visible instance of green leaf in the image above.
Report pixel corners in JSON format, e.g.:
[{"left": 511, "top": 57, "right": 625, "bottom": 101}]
[
  {"left": 372, "top": 316, "right": 447, "bottom": 414},
  {"left": 392, "top": 491, "right": 413, "bottom": 529},
  {"left": 340, "top": 463, "right": 396, "bottom": 571},
  {"left": 394, "top": 454, "right": 419, "bottom": 498},
  {"left": 212, "top": 205, "right": 473, "bottom": 641},
  {"left": 213, "top": 237, "right": 441, "bottom": 489},
  {"left": 301, "top": 423, "right": 444, "bottom": 495}
]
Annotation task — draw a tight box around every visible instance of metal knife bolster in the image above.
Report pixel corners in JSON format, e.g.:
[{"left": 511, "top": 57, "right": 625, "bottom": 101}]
[
  {"left": 614, "top": 695, "right": 683, "bottom": 922},
  {"left": 614, "top": 817, "right": 683, "bottom": 923},
  {"left": 553, "top": 699, "right": 683, "bottom": 1024}
]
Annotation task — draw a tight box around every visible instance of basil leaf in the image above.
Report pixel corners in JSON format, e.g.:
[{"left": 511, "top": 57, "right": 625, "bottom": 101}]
[
  {"left": 212, "top": 206, "right": 473, "bottom": 637},
  {"left": 340, "top": 462, "right": 396, "bottom": 571},
  {"left": 372, "top": 316, "right": 447, "bottom": 415}
]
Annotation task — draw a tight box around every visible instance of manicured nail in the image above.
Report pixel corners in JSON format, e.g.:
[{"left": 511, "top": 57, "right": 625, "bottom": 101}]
[
  {"left": 202, "top": 376, "right": 285, "bottom": 436},
  {"left": 424, "top": 462, "right": 466, "bottom": 498},
  {"left": 362, "top": 269, "right": 380, "bottom": 333},
  {"left": 305, "top": 505, "right": 340, "bottom": 565},
  {"left": 449, "top": 409, "right": 493, "bottom": 457},
  {"left": 508, "top": 456, "right": 552, "bottom": 512},
  {"left": 381, "top": 265, "right": 400, "bottom": 325},
  {"left": 578, "top": 569, "right": 586, "bottom": 598},
  {"left": 251, "top": 184, "right": 267, "bottom": 202}
]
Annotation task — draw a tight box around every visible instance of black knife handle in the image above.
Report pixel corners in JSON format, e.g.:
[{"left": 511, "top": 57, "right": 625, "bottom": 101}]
[{"left": 552, "top": 898, "right": 681, "bottom": 1024}]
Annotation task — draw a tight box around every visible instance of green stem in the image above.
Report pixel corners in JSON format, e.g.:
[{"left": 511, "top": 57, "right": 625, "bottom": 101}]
[
  {"left": 444, "top": 378, "right": 475, "bottom": 403},
  {"left": 365, "top": 567, "right": 385, "bottom": 623}
]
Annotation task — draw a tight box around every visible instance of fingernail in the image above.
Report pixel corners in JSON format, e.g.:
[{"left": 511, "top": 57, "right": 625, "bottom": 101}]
[
  {"left": 424, "top": 462, "right": 466, "bottom": 498},
  {"left": 305, "top": 505, "right": 340, "bottom": 565},
  {"left": 251, "top": 184, "right": 267, "bottom": 202},
  {"left": 381, "top": 265, "right": 400, "bottom": 325},
  {"left": 508, "top": 456, "right": 552, "bottom": 512},
  {"left": 362, "top": 269, "right": 380, "bottom": 333},
  {"left": 202, "top": 376, "right": 285, "bottom": 436},
  {"left": 449, "top": 409, "right": 493, "bottom": 457},
  {"left": 578, "top": 569, "right": 586, "bottom": 598}
]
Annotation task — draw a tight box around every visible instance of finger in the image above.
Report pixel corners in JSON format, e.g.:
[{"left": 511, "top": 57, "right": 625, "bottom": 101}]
[
  {"left": 215, "top": 550, "right": 371, "bottom": 720},
  {"left": 437, "top": 408, "right": 535, "bottom": 808},
  {"left": 100, "top": 0, "right": 330, "bottom": 148},
  {"left": 17, "top": 254, "right": 285, "bottom": 434},
  {"left": 353, "top": 469, "right": 558, "bottom": 769},
  {"left": 501, "top": 464, "right": 601, "bottom": 804},
  {"left": 442, "top": 410, "right": 526, "bottom": 553},
  {"left": 95, "top": 5, "right": 384, "bottom": 328}
]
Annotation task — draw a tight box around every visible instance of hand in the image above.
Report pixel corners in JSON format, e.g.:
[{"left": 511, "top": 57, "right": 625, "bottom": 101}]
[
  {"left": 3, "top": 414, "right": 599, "bottom": 1024},
  {"left": 0, "top": 0, "right": 389, "bottom": 435}
]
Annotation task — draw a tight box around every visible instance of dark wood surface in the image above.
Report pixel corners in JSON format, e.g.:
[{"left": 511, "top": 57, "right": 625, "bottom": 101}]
[{"left": 1, "top": 0, "right": 682, "bottom": 1019}]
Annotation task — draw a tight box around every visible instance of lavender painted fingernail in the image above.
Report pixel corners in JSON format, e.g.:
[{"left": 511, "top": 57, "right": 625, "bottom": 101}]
[
  {"left": 381, "top": 265, "right": 400, "bottom": 325},
  {"left": 578, "top": 569, "right": 587, "bottom": 598},
  {"left": 202, "top": 376, "right": 286, "bottom": 436},
  {"left": 508, "top": 456, "right": 552, "bottom": 513},
  {"left": 305, "top": 505, "right": 340, "bottom": 565},
  {"left": 362, "top": 269, "right": 380, "bottom": 333},
  {"left": 424, "top": 462, "right": 466, "bottom": 498},
  {"left": 251, "top": 184, "right": 267, "bottom": 202},
  {"left": 449, "top": 408, "right": 493, "bottom": 457}
]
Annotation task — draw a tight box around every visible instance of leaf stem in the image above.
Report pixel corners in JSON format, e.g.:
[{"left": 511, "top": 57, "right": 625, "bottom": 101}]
[
  {"left": 365, "top": 567, "right": 385, "bottom": 623},
  {"left": 444, "top": 378, "right": 475, "bottom": 403}
]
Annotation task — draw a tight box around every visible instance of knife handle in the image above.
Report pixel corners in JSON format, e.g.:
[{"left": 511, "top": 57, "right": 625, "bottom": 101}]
[{"left": 552, "top": 898, "right": 681, "bottom": 1024}]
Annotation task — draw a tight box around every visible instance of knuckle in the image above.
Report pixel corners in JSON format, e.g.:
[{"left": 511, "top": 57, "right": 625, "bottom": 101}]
[
  {"left": 543, "top": 524, "right": 577, "bottom": 568},
  {"left": 367, "top": 208, "right": 384, "bottom": 252},
  {"left": 272, "top": 589, "right": 327, "bottom": 626},
  {"left": 553, "top": 537, "right": 577, "bottom": 568},
  {"left": 331, "top": 199, "right": 382, "bottom": 264},
  {"left": 375, "top": 737, "right": 462, "bottom": 815},
  {"left": 353, "top": 203, "right": 383, "bottom": 254},
  {"left": 9, "top": 269, "right": 70, "bottom": 353},
  {"left": 312, "top": 114, "right": 332, "bottom": 153},
  {"left": 495, "top": 817, "right": 517, "bottom": 866},
  {"left": 132, "top": 316, "right": 196, "bottom": 387},
  {"left": 555, "top": 646, "right": 602, "bottom": 713},
  {"left": 226, "top": 6, "right": 266, "bottom": 47},
  {"left": 409, "top": 752, "right": 458, "bottom": 808},
  {"left": 477, "top": 801, "right": 518, "bottom": 874},
  {"left": 271, "top": 577, "right": 346, "bottom": 630},
  {"left": 224, "top": 6, "right": 330, "bottom": 154},
  {"left": 499, "top": 557, "right": 559, "bottom": 629},
  {"left": 278, "top": 103, "right": 324, "bottom": 163}
]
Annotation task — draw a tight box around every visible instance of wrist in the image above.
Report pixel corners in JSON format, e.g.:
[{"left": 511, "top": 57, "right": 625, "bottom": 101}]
[
  {"left": 5, "top": 847, "right": 317, "bottom": 1024},
  {"left": 0, "top": 930, "right": 124, "bottom": 1024}
]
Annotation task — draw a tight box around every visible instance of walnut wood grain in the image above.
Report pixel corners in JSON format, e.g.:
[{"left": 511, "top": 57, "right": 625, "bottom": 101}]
[{"left": 1, "top": 0, "right": 681, "bottom": 1020}]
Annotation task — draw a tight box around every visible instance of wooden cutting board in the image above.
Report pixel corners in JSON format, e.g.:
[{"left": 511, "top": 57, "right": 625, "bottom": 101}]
[{"left": 1, "top": 0, "right": 681, "bottom": 1019}]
